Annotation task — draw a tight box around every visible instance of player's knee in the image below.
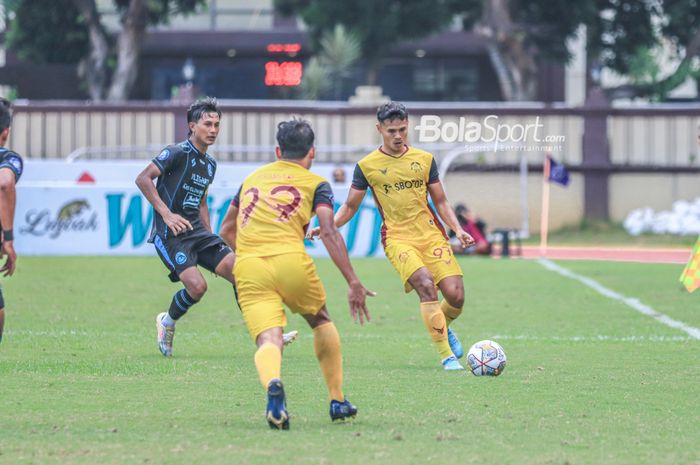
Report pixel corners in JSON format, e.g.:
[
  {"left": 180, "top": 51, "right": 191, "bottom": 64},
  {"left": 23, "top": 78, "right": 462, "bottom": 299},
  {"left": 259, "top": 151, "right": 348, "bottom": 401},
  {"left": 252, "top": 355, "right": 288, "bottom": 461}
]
[
  {"left": 304, "top": 306, "right": 331, "bottom": 328},
  {"left": 449, "top": 290, "right": 465, "bottom": 309},
  {"left": 414, "top": 277, "right": 438, "bottom": 301},
  {"left": 187, "top": 279, "right": 208, "bottom": 299}
]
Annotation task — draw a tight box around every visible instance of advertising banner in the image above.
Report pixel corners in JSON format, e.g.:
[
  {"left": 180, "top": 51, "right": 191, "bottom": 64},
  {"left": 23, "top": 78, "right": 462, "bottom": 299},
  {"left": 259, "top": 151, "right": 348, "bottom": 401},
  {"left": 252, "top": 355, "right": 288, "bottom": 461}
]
[{"left": 15, "top": 184, "right": 385, "bottom": 258}]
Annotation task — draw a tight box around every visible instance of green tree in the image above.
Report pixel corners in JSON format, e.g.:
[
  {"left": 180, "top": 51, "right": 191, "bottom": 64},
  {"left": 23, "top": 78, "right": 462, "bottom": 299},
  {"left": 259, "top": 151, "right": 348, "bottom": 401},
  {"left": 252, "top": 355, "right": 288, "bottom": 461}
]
[
  {"left": 276, "top": 0, "right": 461, "bottom": 85},
  {"left": 4, "top": 0, "right": 205, "bottom": 100},
  {"left": 452, "top": 0, "right": 596, "bottom": 100},
  {"left": 4, "top": 0, "right": 89, "bottom": 64},
  {"left": 299, "top": 25, "right": 360, "bottom": 100},
  {"left": 299, "top": 57, "right": 330, "bottom": 100},
  {"left": 586, "top": 0, "right": 700, "bottom": 100},
  {"left": 320, "top": 24, "right": 361, "bottom": 99}
]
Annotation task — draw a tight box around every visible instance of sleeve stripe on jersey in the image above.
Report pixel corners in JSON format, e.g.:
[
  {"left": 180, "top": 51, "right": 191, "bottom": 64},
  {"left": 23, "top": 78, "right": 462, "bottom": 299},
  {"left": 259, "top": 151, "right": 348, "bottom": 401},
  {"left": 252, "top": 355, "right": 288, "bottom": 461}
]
[{"left": 314, "top": 202, "right": 334, "bottom": 210}]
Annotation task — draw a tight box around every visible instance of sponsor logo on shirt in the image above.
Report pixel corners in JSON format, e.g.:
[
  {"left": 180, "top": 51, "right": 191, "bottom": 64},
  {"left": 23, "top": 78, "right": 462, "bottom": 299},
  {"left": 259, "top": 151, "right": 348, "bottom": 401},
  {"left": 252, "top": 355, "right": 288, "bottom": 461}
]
[{"left": 392, "top": 179, "right": 424, "bottom": 192}]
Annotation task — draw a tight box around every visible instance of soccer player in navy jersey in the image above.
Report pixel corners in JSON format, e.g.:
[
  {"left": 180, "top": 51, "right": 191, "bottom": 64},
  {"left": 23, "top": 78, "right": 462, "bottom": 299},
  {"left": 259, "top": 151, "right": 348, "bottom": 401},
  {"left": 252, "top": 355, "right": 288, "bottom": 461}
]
[
  {"left": 0, "top": 97, "right": 24, "bottom": 344},
  {"left": 136, "top": 97, "right": 296, "bottom": 356}
]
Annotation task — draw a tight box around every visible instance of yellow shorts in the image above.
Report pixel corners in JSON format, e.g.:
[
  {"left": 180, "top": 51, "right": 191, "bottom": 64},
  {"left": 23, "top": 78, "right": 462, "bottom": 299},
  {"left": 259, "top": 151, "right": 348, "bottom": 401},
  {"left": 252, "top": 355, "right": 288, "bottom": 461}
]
[
  {"left": 385, "top": 238, "right": 463, "bottom": 293},
  {"left": 234, "top": 252, "right": 326, "bottom": 340}
]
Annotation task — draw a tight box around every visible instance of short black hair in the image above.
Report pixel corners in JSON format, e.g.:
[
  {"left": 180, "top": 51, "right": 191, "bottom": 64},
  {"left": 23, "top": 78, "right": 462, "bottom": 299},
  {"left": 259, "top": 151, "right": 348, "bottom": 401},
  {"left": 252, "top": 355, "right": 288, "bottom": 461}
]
[
  {"left": 0, "top": 98, "right": 12, "bottom": 133},
  {"left": 187, "top": 97, "right": 221, "bottom": 135},
  {"left": 377, "top": 101, "right": 408, "bottom": 124},
  {"left": 276, "top": 118, "right": 315, "bottom": 159}
]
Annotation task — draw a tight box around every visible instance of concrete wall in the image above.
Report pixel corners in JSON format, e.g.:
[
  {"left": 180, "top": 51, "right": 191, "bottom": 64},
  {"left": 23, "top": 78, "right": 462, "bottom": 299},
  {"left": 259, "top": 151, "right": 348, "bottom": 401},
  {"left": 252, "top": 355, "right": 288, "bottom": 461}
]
[
  {"left": 443, "top": 172, "right": 584, "bottom": 233},
  {"left": 443, "top": 171, "right": 700, "bottom": 232},
  {"left": 609, "top": 173, "right": 700, "bottom": 222}
]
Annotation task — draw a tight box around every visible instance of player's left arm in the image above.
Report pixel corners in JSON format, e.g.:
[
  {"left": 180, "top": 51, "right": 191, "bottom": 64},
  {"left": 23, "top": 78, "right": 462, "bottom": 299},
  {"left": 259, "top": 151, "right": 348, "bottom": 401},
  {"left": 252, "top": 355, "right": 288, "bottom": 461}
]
[
  {"left": 199, "top": 190, "right": 212, "bottom": 233},
  {"left": 427, "top": 181, "right": 475, "bottom": 249},
  {"left": 0, "top": 168, "right": 18, "bottom": 276}
]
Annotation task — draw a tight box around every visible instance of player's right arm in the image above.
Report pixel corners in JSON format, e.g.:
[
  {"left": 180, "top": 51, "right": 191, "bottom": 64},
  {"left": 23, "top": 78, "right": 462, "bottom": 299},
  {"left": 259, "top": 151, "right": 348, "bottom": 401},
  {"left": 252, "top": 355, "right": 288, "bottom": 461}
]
[
  {"left": 135, "top": 162, "right": 192, "bottom": 236},
  {"left": 333, "top": 187, "right": 366, "bottom": 228},
  {"left": 316, "top": 205, "right": 374, "bottom": 325}
]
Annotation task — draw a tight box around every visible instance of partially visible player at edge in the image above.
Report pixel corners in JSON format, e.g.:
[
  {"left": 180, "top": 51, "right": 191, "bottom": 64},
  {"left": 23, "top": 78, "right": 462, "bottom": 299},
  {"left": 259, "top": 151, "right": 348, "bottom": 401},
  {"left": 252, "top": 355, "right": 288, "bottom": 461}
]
[
  {"left": 308, "top": 101, "right": 474, "bottom": 370},
  {"left": 0, "top": 98, "right": 23, "bottom": 344},
  {"left": 219, "top": 118, "right": 374, "bottom": 430},
  {"left": 136, "top": 97, "right": 296, "bottom": 357}
]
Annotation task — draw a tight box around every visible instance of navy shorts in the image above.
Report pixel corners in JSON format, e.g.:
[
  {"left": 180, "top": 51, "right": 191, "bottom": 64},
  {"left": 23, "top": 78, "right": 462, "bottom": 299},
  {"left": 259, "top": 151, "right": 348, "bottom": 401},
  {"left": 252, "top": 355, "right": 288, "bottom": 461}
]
[{"left": 152, "top": 228, "right": 232, "bottom": 282}]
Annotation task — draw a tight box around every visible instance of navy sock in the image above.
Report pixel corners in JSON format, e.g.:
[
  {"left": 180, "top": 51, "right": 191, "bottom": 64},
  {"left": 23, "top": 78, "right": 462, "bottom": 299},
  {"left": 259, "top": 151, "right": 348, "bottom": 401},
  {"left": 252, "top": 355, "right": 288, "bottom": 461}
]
[{"left": 168, "top": 289, "right": 199, "bottom": 321}]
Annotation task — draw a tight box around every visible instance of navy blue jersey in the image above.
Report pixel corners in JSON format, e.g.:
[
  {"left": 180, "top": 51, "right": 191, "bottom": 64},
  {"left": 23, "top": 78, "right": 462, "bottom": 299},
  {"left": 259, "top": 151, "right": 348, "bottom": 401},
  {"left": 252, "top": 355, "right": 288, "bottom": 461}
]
[
  {"left": 149, "top": 140, "right": 217, "bottom": 241},
  {"left": 0, "top": 148, "right": 23, "bottom": 182}
]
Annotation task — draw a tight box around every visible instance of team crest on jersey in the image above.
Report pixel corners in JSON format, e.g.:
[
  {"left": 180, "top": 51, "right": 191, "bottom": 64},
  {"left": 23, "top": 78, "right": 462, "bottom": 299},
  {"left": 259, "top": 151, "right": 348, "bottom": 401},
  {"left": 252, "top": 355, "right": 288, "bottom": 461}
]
[
  {"left": 207, "top": 163, "right": 213, "bottom": 177},
  {"left": 175, "top": 252, "right": 187, "bottom": 265},
  {"left": 157, "top": 149, "right": 170, "bottom": 160},
  {"left": 410, "top": 161, "right": 422, "bottom": 172}
]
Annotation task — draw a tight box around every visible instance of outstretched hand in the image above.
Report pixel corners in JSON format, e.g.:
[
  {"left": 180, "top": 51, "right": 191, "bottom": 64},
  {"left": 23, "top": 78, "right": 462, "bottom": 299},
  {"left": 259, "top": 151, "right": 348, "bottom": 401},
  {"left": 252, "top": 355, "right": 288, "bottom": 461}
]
[{"left": 348, "top": 281, "right": 376, "bottom": 325}]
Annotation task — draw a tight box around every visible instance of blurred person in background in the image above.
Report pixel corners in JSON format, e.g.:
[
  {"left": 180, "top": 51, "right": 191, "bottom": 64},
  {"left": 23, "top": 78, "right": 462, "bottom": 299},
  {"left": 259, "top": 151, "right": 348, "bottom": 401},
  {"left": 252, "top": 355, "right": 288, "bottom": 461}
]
[
  {"left": 0, "top": 97, "right": 24, "bottom": 344},
  {"left": 450, "top": 204, "right": 491, "bottom": 256},
  {"left": 332, "top": 166, "right": 347, "bottom": 185}
]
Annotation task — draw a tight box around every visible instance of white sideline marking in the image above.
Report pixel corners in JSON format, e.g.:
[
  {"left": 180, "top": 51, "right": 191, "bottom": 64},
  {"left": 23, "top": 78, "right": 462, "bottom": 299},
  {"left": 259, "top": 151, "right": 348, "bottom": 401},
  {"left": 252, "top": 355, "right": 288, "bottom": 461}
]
[
  {"left": 539, "top": 258, "right": 700, "bottom": 340},
  {"left": 489, "top": 334, "right": 694, "bottom": 342}
]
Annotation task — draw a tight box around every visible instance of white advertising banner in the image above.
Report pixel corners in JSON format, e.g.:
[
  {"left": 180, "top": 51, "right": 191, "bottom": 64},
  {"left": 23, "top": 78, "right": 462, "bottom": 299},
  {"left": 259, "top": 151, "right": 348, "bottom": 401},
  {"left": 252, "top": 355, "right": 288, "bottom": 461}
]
[
  {"left": 16, "top": 167, "right": 385, "bottom": 257},
  {"left": 22, "top": 160, "right": 355, "bottom": 190}
]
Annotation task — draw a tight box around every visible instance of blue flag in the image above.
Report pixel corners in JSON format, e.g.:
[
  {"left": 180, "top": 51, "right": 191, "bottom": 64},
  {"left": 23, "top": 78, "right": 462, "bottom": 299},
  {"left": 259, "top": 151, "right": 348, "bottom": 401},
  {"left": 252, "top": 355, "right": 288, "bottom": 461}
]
[{"left": 547, "top": 155, "right": 570, "bottom": 186}]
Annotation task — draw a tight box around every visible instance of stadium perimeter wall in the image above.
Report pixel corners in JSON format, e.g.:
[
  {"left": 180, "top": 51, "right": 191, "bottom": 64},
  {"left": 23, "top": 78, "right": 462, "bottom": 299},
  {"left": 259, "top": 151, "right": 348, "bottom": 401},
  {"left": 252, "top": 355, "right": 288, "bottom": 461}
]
[{"left": 9, "top": 100, "right": 700, "bottom": 234}]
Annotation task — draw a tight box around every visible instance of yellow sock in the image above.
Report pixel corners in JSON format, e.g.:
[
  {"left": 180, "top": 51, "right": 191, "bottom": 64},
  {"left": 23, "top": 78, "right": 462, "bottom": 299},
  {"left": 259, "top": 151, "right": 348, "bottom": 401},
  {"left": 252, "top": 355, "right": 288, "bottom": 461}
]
[
  {"left": 420, "top": 301, "right": 452, "bottom": 360},
  {"left": 440, "top": 299, "right": 463, "bottom": 327},
  {"left": 254, "top": 342, "right": 282, "bottom": 391},
  {"left": 313, "top": 322, "right": 344, "bottom": 401}
]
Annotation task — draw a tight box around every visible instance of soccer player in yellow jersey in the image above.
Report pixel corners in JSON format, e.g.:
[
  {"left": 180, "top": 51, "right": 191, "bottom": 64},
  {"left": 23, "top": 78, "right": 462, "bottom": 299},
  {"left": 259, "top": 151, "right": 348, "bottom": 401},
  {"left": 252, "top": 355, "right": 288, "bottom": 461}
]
[
  {"left": 308, "top": 102, "right": 474, "bottom": 370},
  {"left": 219, "top": 119, "right": 374, "bottom": 430}
]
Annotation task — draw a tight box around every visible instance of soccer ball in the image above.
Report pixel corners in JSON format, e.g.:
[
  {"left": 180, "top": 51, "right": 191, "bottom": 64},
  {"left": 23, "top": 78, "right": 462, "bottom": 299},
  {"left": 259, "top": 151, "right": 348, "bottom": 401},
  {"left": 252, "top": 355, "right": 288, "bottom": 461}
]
[{"left": 466, "top": 340, "right": 507, "bottom": 376}]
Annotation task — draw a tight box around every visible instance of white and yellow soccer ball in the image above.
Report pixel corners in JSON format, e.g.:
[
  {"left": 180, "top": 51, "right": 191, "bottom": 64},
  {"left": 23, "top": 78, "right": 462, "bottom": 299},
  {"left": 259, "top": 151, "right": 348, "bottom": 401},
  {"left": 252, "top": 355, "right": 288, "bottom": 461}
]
[{"left": 466, "top": 340, "right": 507, "bottom": 376}]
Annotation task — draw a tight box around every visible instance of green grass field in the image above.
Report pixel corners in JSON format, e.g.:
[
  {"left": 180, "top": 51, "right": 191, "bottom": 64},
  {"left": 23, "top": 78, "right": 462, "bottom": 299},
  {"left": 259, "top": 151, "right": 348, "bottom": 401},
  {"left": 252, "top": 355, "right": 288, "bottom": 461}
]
[{"left": 1, "top": 256, "right": 699, "bottom": 465}]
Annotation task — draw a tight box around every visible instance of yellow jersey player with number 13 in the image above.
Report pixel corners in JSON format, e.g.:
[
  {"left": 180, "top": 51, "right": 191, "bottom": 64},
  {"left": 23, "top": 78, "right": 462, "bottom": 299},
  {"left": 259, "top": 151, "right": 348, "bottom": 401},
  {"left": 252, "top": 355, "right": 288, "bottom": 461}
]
[
  {"left": 219, "top": 119, "right": 374, "bottom": 430},
  {"left": 308, "top": 102, "right": 475, "bottom": 371}
]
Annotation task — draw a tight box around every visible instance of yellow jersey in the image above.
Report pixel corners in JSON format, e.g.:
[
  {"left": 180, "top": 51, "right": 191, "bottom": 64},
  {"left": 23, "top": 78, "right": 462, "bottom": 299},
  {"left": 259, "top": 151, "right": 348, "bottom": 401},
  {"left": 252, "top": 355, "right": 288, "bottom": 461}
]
[
  {"left": 352, "top": 145, "right": 447, "bottom": 246},
  {"left": 232, "top": 160, "right": 334, "bottom": 258}
]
